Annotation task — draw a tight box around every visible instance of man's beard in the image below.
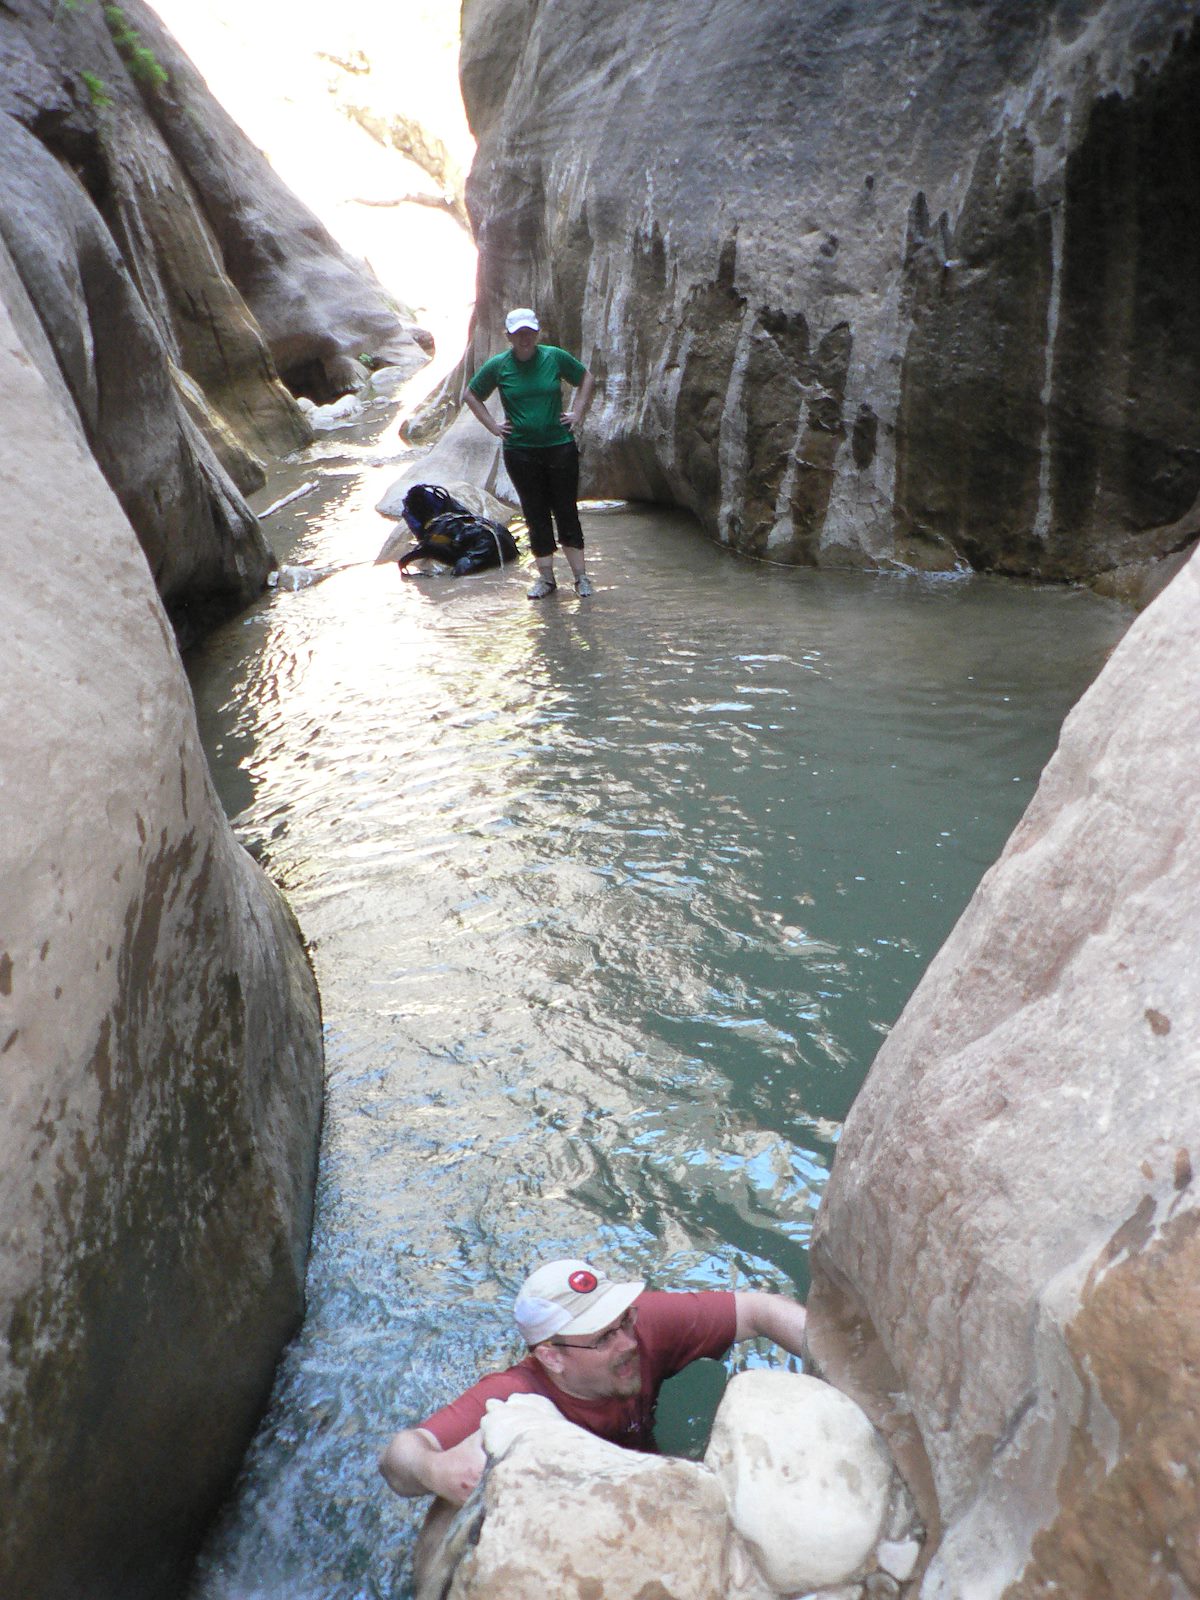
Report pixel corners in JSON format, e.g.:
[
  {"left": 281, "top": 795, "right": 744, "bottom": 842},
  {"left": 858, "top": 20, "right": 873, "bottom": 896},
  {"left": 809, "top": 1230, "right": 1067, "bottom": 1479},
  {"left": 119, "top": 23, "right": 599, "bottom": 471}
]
[{"left": 608, "top": 1353, "right": 642, "bottom": 1397}]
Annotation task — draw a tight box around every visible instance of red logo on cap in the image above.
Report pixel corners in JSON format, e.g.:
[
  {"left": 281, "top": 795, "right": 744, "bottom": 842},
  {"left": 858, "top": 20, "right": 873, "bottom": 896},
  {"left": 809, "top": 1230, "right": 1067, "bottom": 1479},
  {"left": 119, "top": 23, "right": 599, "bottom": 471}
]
[{"left": 568, "top": 1270, "right": 598, "bottom": 1294}]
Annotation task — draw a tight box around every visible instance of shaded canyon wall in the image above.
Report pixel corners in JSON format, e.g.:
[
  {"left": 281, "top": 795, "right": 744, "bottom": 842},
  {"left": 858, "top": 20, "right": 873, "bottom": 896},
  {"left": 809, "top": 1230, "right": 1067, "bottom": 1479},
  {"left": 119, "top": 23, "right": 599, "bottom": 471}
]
[
  {"left": 450, "top": 0, "right": 1200, "bottom": 589},
  {"left": 0, "top": 244, "right": 325, "bottom": 1600}
]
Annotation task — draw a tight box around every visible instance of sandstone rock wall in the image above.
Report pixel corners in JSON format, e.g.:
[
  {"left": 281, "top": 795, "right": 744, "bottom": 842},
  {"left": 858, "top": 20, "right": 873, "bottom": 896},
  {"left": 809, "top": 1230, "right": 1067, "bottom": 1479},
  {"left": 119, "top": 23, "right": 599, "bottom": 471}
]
[
  {"left": 125, "top": 0, "right": 434, "bottom": 400},
  {"left": 0, "top": 254, "right": 325, "bottom": 1600},
  {"left": 451, "top": 0, "right": 1200, "bottom": 586},
  {"left": 0, "top": 0, "right": 430, "bottom": 639},
  {"left": 806, "top": 548, "right": 1200, "bottom": 1598}
]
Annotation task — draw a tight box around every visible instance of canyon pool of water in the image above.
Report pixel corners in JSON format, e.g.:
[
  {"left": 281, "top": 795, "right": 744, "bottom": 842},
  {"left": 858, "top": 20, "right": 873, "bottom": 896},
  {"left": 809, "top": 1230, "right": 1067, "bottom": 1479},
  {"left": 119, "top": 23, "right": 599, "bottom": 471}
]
[{"left": 184, "top": 398, "right": 1127, "bottom": 1599}]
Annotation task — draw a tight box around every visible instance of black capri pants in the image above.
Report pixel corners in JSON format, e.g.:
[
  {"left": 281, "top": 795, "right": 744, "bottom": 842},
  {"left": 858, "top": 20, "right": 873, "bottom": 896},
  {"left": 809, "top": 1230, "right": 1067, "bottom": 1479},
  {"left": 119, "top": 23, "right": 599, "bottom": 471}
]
[{"left": 503, "top": 441, "right": 584, "bottom": 558}]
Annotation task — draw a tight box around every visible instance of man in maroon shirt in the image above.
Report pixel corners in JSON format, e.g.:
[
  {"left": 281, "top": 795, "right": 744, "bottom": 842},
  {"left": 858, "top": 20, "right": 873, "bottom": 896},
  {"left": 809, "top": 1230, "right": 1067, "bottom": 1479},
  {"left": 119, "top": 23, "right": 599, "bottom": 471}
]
[{"left": 379, "top": 1258, "right": 808, "bottom": 1506}]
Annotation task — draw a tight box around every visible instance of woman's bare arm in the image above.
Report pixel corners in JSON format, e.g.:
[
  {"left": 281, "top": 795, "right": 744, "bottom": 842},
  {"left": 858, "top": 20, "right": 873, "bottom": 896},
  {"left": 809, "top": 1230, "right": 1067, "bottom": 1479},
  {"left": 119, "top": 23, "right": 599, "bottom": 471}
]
[{"left": 464, "top": 389, "right": 510, "bottom": 439}]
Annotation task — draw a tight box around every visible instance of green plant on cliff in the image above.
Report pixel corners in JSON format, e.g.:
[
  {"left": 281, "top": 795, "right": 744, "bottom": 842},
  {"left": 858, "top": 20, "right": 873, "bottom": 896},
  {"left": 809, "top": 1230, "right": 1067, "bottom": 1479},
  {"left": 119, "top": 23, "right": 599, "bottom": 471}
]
[
  {"left": 80, "top": 69, "right": 113, "bottom": 108},
  {"left": 102, "top": 3, "right": 169, "bottom": 90}
]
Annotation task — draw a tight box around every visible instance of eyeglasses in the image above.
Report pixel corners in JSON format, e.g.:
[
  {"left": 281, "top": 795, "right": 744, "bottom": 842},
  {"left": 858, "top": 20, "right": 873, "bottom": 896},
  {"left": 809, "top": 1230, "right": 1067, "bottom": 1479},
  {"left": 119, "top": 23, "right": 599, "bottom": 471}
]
[{"left": 549, "top": 1305, "right": 639, "bottom": 1352}]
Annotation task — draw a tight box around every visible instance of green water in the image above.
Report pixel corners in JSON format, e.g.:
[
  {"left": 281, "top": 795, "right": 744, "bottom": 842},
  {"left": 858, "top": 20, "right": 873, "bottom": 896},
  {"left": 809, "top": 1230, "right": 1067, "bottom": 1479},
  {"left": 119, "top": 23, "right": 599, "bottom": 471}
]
[{"left": 184, "top": 421, "right": 1125, "bottom": 1599}]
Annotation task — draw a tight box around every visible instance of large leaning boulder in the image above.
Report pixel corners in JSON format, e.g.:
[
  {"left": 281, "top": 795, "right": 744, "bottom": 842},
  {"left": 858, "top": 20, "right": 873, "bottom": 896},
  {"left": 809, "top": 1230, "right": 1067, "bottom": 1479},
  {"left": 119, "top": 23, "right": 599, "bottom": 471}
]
[
  {"left": 447, "top": 0, "right": 1200, "bottom": 587},
  {"left": 0, "top": 251, "right": 325, "bottom": 1600},
  {"left": 376, "top": 410, "right": 518, "bottom": 528},
  {"left": 806, "top": 548, "right": 1200, "bottom": 1597}
]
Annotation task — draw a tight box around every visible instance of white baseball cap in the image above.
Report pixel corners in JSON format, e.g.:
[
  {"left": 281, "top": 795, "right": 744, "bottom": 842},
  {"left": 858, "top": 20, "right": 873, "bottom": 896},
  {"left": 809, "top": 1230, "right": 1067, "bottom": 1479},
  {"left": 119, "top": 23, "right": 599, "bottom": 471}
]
[
  {"left": 505, "top": 307, "right": 540, "bottom": 334},
  {"left": 513, "top": 1259, "right": 644, "bottom": 1345}
]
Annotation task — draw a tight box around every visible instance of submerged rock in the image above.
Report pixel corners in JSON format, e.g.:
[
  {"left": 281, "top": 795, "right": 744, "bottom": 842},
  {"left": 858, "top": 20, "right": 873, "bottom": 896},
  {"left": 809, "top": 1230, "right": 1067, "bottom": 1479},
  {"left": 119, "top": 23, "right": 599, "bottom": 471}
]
[
  {"left": 452, "top": 0, "right": 1200, "bottom": 584},
  {"left": 269, "top": 563, "right": 338, "bottom": 591},
  {"left": 807, "top": 549, "right": 1200, "bottom": 1596},
  {"left": 0, "top": 250, "right": 324, "bottom": 1600}
]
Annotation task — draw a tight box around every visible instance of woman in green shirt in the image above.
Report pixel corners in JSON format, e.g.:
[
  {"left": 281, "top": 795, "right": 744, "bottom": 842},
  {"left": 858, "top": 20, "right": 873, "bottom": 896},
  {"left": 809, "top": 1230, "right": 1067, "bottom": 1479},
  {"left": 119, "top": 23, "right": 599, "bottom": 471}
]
[{"left": 464, "top": 308, "right": 597, "bottom": 599}]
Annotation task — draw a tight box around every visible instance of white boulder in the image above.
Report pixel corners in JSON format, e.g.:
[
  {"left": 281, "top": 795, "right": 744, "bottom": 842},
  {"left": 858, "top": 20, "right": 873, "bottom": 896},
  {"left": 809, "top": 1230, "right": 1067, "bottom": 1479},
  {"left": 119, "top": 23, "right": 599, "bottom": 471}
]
[
  {"left": 706, "top": 1371, "right": 893, "bottom": 1593},
  {"left": 418, "top": 1372, "right": 909, "bottom": 1600}
]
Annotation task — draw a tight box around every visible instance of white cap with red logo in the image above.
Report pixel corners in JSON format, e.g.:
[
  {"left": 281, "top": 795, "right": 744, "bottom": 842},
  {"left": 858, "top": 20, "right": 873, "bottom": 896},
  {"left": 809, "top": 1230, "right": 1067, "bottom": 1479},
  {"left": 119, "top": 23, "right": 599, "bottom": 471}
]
[
  {"left": 504, "top": 307, "right": 540, "bottom": 334},
  {"left": 513, "top": 1258, "right": 644, "bottom": 1346}
]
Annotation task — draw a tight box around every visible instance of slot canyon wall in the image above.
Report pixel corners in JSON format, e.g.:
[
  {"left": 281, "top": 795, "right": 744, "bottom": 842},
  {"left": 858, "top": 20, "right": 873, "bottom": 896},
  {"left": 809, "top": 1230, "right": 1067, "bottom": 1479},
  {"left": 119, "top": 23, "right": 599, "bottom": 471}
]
[
  {"left": 0, "top": 244, "right": 325, "bottom": 1600},
  {"left": 443, "top": 0, "right": 1200, "bottom": 596},
  {"left": 0, "top": 0, "right": 431, "bottom": 641},
  {"left": 2, "top": 2, "right": 1197, "bottom": 1597}
]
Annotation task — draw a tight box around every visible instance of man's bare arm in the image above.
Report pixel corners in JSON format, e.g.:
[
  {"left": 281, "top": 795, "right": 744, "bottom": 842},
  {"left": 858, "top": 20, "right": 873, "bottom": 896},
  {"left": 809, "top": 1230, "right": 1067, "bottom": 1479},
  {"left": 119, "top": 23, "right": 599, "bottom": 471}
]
[
  {"left": 378, "top": 1427, "right": 486, "bottom": 1505},
  {"left": 732, "top": 1290, "right": 808, "bottom": 1358}
]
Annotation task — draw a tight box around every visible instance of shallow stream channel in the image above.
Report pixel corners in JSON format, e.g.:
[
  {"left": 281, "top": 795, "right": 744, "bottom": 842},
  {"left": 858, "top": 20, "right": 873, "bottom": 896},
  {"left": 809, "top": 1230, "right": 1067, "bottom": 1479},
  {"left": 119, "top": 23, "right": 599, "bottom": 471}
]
[{"left": 184, "top": 388, "right": 1127, "bottom": 1600}]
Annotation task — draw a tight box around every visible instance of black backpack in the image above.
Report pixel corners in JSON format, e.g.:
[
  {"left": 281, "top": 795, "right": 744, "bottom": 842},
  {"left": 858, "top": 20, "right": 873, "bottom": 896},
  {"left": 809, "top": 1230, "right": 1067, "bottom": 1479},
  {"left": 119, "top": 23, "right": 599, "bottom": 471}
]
[{"left": 397, "top": 484, "right": 519, "bottom": 576}]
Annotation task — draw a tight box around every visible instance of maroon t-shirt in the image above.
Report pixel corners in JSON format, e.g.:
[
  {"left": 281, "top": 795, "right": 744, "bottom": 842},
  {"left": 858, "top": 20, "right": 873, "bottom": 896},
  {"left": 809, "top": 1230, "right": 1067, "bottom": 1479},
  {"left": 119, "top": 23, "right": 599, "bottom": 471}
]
[{"left": 419, "top": 1290, "right": 736, "bottom": 1452}]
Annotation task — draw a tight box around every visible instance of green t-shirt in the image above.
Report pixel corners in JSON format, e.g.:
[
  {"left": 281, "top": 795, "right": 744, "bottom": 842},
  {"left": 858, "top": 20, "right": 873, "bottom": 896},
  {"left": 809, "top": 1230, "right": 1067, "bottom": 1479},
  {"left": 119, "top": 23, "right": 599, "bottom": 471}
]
[{"left": 468, "top": 344, "right": 588, "bottom": 449}]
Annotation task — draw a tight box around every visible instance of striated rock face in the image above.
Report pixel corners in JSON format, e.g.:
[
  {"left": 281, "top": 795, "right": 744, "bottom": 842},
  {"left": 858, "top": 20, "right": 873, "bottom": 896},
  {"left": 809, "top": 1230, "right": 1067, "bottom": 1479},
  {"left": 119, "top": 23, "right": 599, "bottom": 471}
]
[
  {"left": 451, "top": 0, "right": 1200, "bottom": 585},
  {"left": 0, "top": 262, "right": 325, "bottom": 1600},
  {"left": 806, "top": 549, "right": 1200, "bottom": 1597},
  {"left": 0, "top": 0, "right": 430, "bottom": 638}
]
